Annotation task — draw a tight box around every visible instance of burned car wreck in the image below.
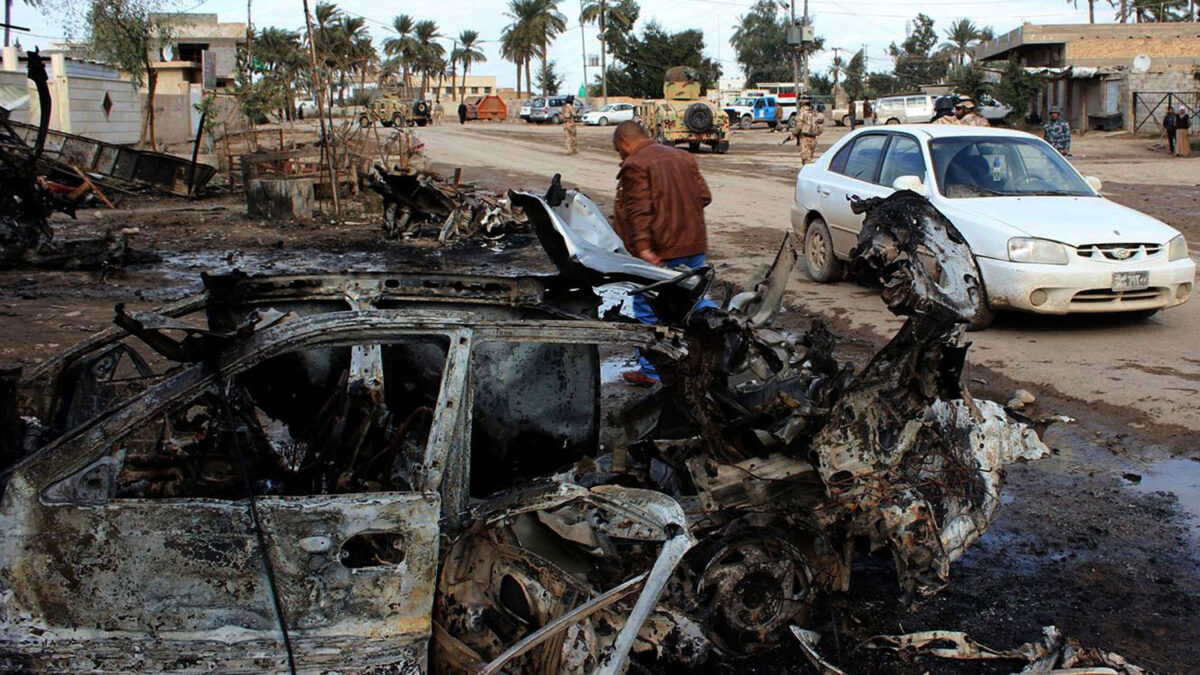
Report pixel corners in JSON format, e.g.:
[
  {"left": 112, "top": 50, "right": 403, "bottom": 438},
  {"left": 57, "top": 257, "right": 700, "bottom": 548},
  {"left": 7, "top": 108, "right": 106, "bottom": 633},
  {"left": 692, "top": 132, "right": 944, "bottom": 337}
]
[{"left": 0, "top": 184, "right": 1047, "bottom": 673}]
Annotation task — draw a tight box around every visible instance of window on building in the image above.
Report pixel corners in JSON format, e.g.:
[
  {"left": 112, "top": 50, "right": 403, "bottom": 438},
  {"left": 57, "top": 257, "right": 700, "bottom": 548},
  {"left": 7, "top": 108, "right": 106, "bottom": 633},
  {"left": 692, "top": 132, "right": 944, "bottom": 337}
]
[
  {"left": 101, "top": 92, "right": 113, "bottom": 119},
  {"left": 484, "top": 87, "right": 491, "bottom": 94},
  {"left": 176, "top": 43, "right": 209, "bottom": 63},
  {"left": 471, "top": 87, "right": 479, "bottom": 94}
]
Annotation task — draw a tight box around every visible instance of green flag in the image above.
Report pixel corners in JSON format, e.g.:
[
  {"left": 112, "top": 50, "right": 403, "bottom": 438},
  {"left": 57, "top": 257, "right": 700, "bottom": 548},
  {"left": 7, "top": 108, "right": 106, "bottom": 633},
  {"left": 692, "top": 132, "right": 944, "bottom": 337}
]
[{"left": 578, "top": 83, "right": 587, "bottom": 98}]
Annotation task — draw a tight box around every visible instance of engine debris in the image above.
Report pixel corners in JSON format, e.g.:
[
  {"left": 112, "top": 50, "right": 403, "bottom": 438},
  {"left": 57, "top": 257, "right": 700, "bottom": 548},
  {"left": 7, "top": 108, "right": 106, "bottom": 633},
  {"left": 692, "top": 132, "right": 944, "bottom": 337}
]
[{"left": 369, "top": 167, "right": 529, "bottom": 243}]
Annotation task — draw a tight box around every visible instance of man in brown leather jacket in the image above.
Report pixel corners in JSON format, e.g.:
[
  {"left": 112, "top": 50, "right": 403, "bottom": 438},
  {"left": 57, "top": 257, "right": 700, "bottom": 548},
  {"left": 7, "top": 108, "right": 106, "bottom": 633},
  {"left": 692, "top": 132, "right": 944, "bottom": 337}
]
[{"left": 611, "top": 121, "right": 716, "bottom": 385}]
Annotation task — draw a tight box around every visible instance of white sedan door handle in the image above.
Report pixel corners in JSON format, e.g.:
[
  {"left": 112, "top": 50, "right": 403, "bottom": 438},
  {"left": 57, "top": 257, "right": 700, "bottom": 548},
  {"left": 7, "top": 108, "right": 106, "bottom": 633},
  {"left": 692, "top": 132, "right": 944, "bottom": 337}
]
[{"left": 817, "top": 187, "right": 831, "bottom": 197}]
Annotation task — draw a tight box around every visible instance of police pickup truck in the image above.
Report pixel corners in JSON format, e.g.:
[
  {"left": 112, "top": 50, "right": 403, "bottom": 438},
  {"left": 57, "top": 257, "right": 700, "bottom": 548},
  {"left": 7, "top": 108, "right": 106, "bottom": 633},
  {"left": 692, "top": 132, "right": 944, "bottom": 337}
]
[{"left": 723, "top": 95, "right": 795, "bottom": 130}]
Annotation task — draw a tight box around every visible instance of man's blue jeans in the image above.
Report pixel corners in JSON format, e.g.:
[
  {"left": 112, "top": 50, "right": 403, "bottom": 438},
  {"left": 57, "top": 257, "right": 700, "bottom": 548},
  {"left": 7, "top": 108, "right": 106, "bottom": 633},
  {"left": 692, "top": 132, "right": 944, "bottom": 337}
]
[{"left": 632, "top": 252, "right": 717, "bottom": 380}]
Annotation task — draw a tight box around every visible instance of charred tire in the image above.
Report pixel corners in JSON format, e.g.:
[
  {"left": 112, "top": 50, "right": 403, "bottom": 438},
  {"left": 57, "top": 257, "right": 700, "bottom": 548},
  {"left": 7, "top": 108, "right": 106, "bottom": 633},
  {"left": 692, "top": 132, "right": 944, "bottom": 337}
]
[
  {"left": 684, "top": 103, "right": 714, "bottom": 133},
  {"left": 740, "top": 115, "right": 753, "bottom": 130},
  {"left": 415, "top": 118, "right": 428, "bottom": 127},
  {"left": 359, "top": 115, "right": 371, "bottom": 128},
  {"left": 392, "top": 113, "right": 404, "bottom": 127},
  {"left": 966, "top": 257, "right": 995, "bottom": 331},
  {"left": 804, "top": 217, "right": 842, "bottom": 282}
]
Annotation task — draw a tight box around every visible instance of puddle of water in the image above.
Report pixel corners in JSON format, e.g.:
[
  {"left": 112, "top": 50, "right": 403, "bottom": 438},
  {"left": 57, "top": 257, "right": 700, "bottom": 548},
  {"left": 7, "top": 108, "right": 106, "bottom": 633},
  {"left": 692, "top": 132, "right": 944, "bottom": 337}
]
[
  {"left": 600, "top": 354, "right": 638, "bottom": 383},
  {"left": 1129, "top": 458, "right": 1200, "bottom": 534}
]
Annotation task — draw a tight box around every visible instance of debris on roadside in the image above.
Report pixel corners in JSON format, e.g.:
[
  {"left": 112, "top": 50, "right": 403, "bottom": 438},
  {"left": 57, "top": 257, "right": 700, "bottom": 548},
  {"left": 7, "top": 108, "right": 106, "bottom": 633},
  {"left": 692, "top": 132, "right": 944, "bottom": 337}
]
[
  {"left": 370, "top": 167, "right": 529, "bottom": 243},
  {"left": 1008, "top": 388, "right": 1037, "bottom": 410},
  {"left": 864, "top": 625, "right": 1146, "bottom": 675}
]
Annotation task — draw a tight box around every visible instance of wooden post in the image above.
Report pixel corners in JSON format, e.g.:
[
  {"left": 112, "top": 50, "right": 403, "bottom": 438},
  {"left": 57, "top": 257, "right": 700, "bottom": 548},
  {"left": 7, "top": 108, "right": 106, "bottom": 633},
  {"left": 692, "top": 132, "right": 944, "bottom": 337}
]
[{"left": 302, "top": 0, "right": 341, "bottom": 219}]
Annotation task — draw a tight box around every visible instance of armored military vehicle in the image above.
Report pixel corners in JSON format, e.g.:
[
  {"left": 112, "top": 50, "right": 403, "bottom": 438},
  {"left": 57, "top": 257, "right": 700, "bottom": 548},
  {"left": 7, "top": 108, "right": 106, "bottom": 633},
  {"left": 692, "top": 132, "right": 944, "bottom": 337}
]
[
  {"left": 640, "top": 66, "right": 729, "bottom": 154},
  {"left": 363, "top": 95, "right": 433, "bottom": 128}
]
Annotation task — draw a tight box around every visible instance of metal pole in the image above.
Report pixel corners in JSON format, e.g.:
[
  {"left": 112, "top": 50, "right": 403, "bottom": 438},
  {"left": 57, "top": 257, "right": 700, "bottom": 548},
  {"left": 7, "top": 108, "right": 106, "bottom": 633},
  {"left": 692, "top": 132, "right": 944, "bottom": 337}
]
[
  {"left": 4, "top": 0, "right": 11, "bottom": 48},
  {"left": 600, "top": 0, "right": 607, "bottom": 104},
  {"left": 790, "top": 0, "right": 799, "bottom": 99},
  {"left": 302, "top": 0, "right": 341, "bottom": 219},
  {"left": 579, "top": 0, "right": 587, "bottom": 98},
  {"left": 802, "top": 0, "right": 809, "bottom": 91}
]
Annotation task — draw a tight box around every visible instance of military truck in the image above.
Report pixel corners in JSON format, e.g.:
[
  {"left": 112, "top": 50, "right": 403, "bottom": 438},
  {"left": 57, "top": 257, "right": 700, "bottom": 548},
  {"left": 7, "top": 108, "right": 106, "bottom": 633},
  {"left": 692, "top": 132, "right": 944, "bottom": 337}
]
[
  {"left": 640, "top": 66, "right": 729, "bottom": 154},
  {"left": 362, "top": 95, "right": 433, "bottom": 128}
]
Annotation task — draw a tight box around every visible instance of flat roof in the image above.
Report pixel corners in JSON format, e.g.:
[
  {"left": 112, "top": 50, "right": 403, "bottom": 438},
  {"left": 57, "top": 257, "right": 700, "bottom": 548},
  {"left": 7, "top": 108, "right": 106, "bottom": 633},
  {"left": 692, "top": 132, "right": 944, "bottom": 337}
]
[{"left": 976, "top": 22, "right": 1200, "bottom": 61}]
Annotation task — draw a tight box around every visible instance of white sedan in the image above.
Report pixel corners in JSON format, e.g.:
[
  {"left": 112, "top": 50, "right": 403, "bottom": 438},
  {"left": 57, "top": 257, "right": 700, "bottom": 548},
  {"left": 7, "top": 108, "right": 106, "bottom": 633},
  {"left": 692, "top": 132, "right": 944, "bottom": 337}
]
[
  {"left": 582, "top": 103, "right": 637, "bottom": 126},
  {"left": 790, "top": 125, "right": 1194, "bottom": 327}
]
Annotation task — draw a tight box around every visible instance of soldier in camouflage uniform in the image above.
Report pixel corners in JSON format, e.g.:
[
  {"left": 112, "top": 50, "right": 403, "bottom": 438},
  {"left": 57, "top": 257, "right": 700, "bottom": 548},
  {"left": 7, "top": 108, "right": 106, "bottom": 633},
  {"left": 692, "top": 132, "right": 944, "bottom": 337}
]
[
  {"left": 934, "top": 96, "right": 990, "bottom": 127},
  {"left": 784, "top": 95, "right": 824, "bottom": 165},
  {"left": 563, "top": 96, "right": 578, "bottom": 155}
]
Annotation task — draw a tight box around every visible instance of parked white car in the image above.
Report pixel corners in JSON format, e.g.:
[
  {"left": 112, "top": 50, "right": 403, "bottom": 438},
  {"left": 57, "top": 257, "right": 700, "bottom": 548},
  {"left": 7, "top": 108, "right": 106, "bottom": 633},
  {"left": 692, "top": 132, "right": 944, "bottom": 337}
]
[
  {"left": 790, "top": 125, "right": 1194, "bottom": 326},
  {"left": 582, "top": 103, "right": 637, "bottom": 126}
]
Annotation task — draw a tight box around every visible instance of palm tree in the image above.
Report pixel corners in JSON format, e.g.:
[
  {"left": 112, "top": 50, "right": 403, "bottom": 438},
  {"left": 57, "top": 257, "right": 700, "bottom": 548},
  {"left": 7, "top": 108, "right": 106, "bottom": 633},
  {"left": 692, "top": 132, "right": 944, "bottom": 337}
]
[
  {"left": 413, "top": 20, "right": 444, "bottom": 99},
  {"left": 1069, "top": 0, "right": 1118, "bottom": 23},
  {"left": 383, "top": 14, "right": 416, "bottom": 96},
  {"left": 455, "top": 30, "right": 486, "bottom": 101},
  {"left": 938, "top": 18, "right": 985, "bottom": 67},
  {"left": 526, "top": 0, "right": 566, "bottom": 97},
  {"left": 580, "top": 0, "right": 636, "bottom": 101},
  {"left": 504, "top": 0, "right": 543, "bottom": 99}
]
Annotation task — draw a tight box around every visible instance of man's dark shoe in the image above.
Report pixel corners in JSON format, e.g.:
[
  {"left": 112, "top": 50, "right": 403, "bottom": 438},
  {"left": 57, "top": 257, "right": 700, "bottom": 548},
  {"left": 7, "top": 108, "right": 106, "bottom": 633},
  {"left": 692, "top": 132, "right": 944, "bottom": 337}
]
[{"left": 622, "top": 370, "right": 660, "bottom": 387}]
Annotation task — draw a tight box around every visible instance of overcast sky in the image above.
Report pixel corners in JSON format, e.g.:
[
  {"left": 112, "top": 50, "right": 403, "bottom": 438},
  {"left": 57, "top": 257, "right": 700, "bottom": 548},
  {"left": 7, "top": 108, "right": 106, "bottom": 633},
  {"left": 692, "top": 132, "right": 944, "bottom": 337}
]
[{"left": 12, "top": 0, "right": 1113, "bottom": 90}]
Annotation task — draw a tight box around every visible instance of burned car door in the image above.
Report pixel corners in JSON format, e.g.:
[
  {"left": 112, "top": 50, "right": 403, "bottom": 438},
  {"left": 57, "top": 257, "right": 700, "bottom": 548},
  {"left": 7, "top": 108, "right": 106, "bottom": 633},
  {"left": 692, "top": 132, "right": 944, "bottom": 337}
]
[{"left": 0, "top": 328, "right": 462, "bottom": 673}]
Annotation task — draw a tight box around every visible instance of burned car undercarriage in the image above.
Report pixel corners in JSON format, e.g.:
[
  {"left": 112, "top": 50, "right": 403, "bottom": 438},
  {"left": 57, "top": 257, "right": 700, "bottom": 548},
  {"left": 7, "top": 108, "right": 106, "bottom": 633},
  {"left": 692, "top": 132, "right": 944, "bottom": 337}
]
[{"left": 0, "top": 184, "right": 1048, "bottom": 673}]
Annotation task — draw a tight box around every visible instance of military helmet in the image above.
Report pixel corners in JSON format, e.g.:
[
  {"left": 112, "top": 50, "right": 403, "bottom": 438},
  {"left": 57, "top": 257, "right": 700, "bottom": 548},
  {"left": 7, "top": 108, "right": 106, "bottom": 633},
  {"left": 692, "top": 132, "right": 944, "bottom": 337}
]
[{"left": 955, "top": 96, "right": 977, "bottom": 111}]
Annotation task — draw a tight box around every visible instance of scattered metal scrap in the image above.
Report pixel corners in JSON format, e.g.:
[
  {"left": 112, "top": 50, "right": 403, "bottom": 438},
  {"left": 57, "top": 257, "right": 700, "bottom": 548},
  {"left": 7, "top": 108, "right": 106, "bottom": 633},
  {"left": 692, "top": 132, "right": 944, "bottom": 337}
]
[
  {"left": 370, "top": 167, "right": 529, "bottom": 243},
  {"left": 864, "top": 625, "right": 1146, "bottom": 674},
  {"left": 0, "top": 182, "right": 1051, "bottom": 673}
]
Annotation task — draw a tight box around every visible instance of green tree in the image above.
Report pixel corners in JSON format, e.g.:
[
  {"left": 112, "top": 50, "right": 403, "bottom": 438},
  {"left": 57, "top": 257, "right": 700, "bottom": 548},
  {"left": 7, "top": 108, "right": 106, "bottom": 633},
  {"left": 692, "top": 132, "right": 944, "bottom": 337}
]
[
  {"left": 581, "top": 0, "right": 639, "bottom": 100},
  {"left": 1129, "top": 0, "right": 1189, "bottom": 20},
  {"left": 412, "top": 19, "right": 445, "bottom": 99},
  {"left": 455, "top": 30, "right": 486, "bottom": 101},
  {"left": 993, "top": 55, "right": 1044, "bottom": 125},
  {"left": 888, "top": 13, "right": 947, "bottom": 90},
  {"left": 938, "top": 18, "right": 987, "bottom": 67},
  {"left": 865, "top": 71, "right": 900, "bottom": 98},
  {"left": 599, "top": 22, "right": 720, "bottom": 98},
  {"left": 730, "top": 0, "right": 823, "bottom": 87},
  {"left": 249, "top": 27, "right": 305, "bottom": 120},
  {"left": 383, "top": 14, "right": 417, "bottom": 96},
  {"left": 947, "top": 64, "right": 989, "bottom": 102},
  {"left": 843, "top": 49, "right": 866, "bottom": 100},
  {"left": 528, "top": 0, "right": 567, "bottom": 97},
  {"left": 536, "top": 59, "right": 563, "bottom": 94},
  {"left": 84, "top": 0, "right": 174, "bottom": 150},
  {"left": 503, "top": 0, "right": 545, "bottom": 98},
  {"left": 1069, "top": 0, "right": 1117, "bottom": 23}
]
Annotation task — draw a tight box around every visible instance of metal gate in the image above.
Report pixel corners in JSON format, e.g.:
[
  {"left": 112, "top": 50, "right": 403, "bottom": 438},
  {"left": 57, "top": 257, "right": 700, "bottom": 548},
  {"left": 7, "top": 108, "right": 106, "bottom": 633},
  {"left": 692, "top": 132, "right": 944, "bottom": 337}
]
[{"left": 1133, "top": 92, "right": 1199, "bottom": 133}]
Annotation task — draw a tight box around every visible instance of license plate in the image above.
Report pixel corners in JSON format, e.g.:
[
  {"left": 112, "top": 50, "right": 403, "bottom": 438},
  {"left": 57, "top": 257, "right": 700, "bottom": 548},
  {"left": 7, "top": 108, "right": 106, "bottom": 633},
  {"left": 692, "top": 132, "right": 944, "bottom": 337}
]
[{"left": 1111, "top": 271, "right": 1149, "bottom": 292}]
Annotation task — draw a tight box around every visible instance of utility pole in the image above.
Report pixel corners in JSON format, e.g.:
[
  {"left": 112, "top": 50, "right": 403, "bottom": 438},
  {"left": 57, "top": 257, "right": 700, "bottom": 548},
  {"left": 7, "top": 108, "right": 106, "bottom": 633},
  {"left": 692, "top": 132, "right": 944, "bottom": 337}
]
[
  {"left": 302, "top": 0, "right": 341, "bottom": 219},
  {"left": 790, "top": 0, "right": 799, "bottom": 99},
  {"left": 802, "top": 0, "right": 809, "bottom": 91},
  {"left": 579, "top": 0, "right": 587, "bottom": 98},
  {"left": 600, "top": 0, "right": 608, "bottom": 104},
  {"left": 4, "top": 0, "right": 11, "bottom": 47}
]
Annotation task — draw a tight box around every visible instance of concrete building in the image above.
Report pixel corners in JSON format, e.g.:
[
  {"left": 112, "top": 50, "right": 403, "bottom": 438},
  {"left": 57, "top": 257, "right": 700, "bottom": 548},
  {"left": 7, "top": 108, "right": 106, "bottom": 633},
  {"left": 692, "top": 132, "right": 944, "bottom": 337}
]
[
  {"left": 153, "top": 13, "right": 247, "bottom": 88},
  {"left": 976, "top": 22, "right": 1200, "bottom": 133},
  {"left": 422, "top": 75, "right": 499, "bottom": 103},
  {"left": 1, "top": 46, "right": 142, "bottom": 144}
]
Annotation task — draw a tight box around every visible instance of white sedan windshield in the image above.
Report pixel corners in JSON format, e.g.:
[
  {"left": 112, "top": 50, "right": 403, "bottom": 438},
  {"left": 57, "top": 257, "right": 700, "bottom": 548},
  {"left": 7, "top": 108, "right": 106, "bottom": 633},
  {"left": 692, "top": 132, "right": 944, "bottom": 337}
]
[{"left": 930, "top": 137, "right": 1094, "bottom": 198}]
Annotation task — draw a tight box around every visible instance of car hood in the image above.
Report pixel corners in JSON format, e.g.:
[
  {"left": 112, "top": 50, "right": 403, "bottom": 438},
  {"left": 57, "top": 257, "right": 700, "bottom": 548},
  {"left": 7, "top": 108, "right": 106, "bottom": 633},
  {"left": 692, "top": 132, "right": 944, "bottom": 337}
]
[{"left": 943, "top": 195, "right": 1179, "bottom": 246}]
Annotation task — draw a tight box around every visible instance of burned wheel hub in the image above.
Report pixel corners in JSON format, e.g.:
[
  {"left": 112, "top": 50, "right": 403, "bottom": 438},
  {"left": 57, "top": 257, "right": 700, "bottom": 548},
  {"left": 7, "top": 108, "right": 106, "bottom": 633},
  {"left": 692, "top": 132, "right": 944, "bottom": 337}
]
[{"left": 698, "top": 534, "right": 815, "bottom": 650}]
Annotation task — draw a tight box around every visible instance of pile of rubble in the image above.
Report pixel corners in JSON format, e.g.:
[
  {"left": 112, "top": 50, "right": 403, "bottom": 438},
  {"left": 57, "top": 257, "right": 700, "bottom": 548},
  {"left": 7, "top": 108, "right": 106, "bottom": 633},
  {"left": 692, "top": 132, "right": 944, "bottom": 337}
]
[
  {"left": 0, "top": 180, "right": 1066, "bottom": 673},
  {"left": 369, "top": 167, "right": 529, "bottom": 243}
]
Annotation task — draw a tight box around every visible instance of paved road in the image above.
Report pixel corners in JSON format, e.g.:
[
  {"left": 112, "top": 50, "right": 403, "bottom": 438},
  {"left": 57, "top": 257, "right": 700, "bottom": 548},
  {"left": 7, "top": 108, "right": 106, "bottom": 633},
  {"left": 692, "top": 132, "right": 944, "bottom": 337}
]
[{"left": 418, "top": 122, "right": 1200, "bottom": 431}]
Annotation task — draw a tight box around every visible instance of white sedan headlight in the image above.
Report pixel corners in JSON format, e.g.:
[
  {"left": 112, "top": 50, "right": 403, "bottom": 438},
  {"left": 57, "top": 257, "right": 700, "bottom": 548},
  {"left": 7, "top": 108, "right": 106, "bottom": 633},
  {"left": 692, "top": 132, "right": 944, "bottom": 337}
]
[
  {"left": 1008, "top": 237, "right": 1068, "bottom": 265},
  {"left": 1168, "top": 235, "right": 1188, "bottom": 261}
]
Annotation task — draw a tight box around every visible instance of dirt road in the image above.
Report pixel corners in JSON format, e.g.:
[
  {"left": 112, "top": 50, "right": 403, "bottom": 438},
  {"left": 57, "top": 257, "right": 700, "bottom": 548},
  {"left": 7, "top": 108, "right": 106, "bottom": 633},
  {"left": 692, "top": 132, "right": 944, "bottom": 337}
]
[{"left": 421, "top": 122, "right": 1200, "bottom": 435}]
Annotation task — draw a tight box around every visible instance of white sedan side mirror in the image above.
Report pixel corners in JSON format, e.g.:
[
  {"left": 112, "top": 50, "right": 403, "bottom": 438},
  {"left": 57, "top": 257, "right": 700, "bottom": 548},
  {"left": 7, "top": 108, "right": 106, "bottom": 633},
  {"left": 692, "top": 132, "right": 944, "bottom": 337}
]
[
  {"left": 892, "top": 175, "right": 926, "bottom": 194},
  {"left": 1084, "top": 176, "right": 1102, "bottom": 193}
]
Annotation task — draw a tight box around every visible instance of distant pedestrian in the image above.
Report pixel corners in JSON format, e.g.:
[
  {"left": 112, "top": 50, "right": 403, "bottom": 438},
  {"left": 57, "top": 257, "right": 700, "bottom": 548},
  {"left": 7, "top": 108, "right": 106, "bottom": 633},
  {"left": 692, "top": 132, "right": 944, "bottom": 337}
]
[
  {"left": 1174, "top": 107, "right": 1190, "bottom": 158},
  {"left": 562, "top": 96, "right": 578, "bottom": 155},
  {"left": 783, "top": 94, "right": 824, "bottom": 166},
  {"left": 1163, "top": 108, "right": 1178, "bottom": 155},
  {"left": 457, "top": 101, "right": 467, "bottom": 125},
  {"left": 862, "top": 98, "right": 872, "bottom": 126},
  {"left": 771, "top": 100, "right": 783, "bottom": 132},
  {"left": 433, "top": 99, "right": 445, "bottom": 126},
  {"left": 1043, "top": 107, "right": 1071, "bottom": 156}
]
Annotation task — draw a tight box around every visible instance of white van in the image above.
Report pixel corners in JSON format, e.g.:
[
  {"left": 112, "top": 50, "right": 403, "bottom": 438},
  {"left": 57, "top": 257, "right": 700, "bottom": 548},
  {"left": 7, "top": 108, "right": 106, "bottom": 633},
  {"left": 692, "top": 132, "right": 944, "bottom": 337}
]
[{"left": 873, "top": 94, "right": 937, "bottom": 124}]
